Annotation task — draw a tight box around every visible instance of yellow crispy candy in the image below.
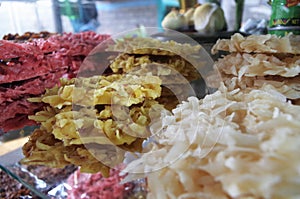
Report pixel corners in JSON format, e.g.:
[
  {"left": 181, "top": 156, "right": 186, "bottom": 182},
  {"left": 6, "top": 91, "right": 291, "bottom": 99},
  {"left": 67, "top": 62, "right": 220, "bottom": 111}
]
[{"left": 23, "top": 73, "right": 165, "bottom": 176}]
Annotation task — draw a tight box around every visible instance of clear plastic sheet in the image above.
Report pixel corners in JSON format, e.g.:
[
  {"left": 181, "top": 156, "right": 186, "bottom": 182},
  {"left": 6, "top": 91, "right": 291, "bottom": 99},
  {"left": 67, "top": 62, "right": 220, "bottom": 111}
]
[
  {"left": 0, "top": 144, "right": 147, "bottom": 199},
  {"left": 0, "top": 159, "right": 76, "bottom": 198},
  {"left": 0, "top": 28, "right": 214, "bottom": 198}
]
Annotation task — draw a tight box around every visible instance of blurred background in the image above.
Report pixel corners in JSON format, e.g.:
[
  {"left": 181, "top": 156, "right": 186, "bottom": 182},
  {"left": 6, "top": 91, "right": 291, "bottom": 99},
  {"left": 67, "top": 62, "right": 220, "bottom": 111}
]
[{"left": 0, "top": 0, "right": 271, "bottom": 38}]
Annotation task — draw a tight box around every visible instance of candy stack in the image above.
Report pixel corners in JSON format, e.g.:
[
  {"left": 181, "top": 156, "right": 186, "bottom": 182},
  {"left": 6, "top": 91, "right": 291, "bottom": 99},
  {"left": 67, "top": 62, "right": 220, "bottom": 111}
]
[{"left": 209, "top": 33, "right": 300, "bottom": 105}]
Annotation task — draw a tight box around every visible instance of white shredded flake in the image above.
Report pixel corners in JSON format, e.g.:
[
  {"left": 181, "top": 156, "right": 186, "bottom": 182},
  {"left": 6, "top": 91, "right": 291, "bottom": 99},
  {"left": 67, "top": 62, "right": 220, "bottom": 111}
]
[{"left": 124, "top": 86, "right": 300, "bottom": 199}]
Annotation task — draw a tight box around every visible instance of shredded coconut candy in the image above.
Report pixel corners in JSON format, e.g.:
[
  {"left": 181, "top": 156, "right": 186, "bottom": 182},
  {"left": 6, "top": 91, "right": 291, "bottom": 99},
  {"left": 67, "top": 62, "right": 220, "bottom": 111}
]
[
  {"left": 208, "top": 33, "right": 300, "bottom": 105},
  {"left": 211, "top": 33, "right": 300, "bottom": 54},
  {"left": 214, "top": 53, "right": 300, "bottom": 78},
  {"left": 124, "top": 84, "right": 300, "bottom": 199}
]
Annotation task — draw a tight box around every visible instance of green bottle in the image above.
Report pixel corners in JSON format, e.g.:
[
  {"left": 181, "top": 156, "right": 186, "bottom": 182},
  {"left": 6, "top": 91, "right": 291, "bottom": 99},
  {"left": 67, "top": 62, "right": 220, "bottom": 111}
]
[
  {"left": 268, "top": 0, "right": 300, "bottom": 36},
  {"left": 60, "top": 0, "right": 79, "bottom": 20}
]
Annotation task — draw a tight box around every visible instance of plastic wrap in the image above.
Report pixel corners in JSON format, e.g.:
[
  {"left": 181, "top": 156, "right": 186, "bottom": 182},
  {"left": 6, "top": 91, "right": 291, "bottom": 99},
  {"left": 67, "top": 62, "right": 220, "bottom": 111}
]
[{"left": 0, "top": 145, "right": 147, "bottom": 199}]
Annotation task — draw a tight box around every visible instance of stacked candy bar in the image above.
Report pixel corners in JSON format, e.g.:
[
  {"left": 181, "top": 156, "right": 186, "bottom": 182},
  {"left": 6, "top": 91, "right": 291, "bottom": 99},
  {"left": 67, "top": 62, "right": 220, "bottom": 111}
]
[
  {"left": 208, "top": 33, "right": 300, "bottom": 105},
  {"left": 21, "top": 37, "right": 203, "bottom": 176}
]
